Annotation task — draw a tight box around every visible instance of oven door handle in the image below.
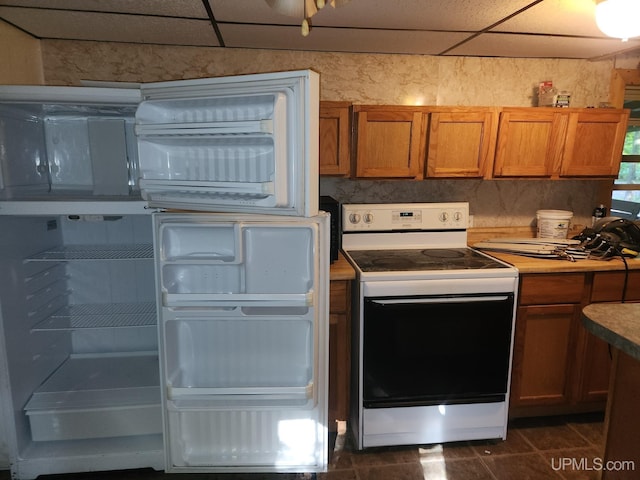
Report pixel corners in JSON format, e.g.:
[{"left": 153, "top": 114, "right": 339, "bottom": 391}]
[{"left": 370, "top": 295, "right": 510, "bottom": 305}]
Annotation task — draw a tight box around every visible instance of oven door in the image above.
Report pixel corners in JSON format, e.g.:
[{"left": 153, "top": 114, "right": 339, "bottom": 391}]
[{"left": 363, "top": 293, "right": 514, "bottom": 408}]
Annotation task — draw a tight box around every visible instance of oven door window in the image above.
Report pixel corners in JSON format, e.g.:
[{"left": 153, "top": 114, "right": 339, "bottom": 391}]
[{"left": 363, "top": 294, "right": 514, "bottom": 408}]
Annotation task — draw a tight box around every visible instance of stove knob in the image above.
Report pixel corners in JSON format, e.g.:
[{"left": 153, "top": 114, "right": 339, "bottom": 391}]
[
  {"left": 349, "top": 213, "right": 361, "bottom": 224},
  {"left": 454, "top": 211, "right": 463, "bottom": 222},
  {"left": 439, "top": 211, "right": 449, "bottom": 222},
  {"left": 363, "top": 213, "right": 374, "bottom": 224}
]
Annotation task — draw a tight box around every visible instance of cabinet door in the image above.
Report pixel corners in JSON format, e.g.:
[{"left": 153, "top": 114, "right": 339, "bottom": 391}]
[
  {"left": 577, "top": 328, "right": 612, "bottom": 403},
  {"left": 425, "top": 108, "right": 498, "bottom": 178},
  {"left": 319, "top": 102, "right": 351, "bottom": 176},
  {"left": 510, "top": 304, "right": 578, "bottom": 407},
  {"left": 561, "top": 110, "right": 629, "bottom": 177},
  {"left": 354, "top": 106, "right": 426, "bottom": 178},
  {"left": 493, "top": 108, "right": 567, "bottom": 177}
]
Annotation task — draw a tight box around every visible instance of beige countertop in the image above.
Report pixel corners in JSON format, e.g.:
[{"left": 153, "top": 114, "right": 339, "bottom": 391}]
[
  {"left": 582, "top": 303, "right": 640, "bottom": 362},
  {"left": 481, "top": 251, "right": 640, "bottom": 274},
  {"left": 330, "top": 251, "right": 356, "bottom": 281},
  {"left": 470, "top": 225, "right": 640, "bottom": 274}
]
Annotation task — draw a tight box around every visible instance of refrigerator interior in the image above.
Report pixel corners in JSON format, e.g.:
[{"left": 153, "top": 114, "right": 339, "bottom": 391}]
[
  {"left": 155, "top": 214, "right": 328, "bottom": 472},
  {"left": 0, "top": 69, "right": 319, "bottom": 217},
  {"left": 0, "top": 99, "right": 140, "bottom": 200},
  {"left": 0, "top": 213, "right": 163, "bottom": 479}
]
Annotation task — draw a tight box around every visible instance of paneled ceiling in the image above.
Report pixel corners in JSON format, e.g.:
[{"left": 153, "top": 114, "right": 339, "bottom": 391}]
[{"left": 1, "top": 0, "right": 640, "bottom": 60}]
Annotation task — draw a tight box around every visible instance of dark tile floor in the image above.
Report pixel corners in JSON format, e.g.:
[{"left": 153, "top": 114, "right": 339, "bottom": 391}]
[{"left": 0, "top": 413, "right": 605, "bottom": 480}]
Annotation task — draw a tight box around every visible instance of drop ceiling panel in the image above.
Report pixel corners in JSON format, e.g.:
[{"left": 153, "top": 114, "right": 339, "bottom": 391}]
[
  {"left": 212, "top": 0, "right": 537, "bottom": 30},
  {"left": 446, "top": 32, "right": 640, "bottom": 59},
  {"left": 0, "top": 7, "right": 219, "bottom": 46},
  {"left": 219, "top": 24, "right": 471, "bottom": 55},
  {"left": 492, "top": 0, "right": 604, "bottom": 37},
  {"left": 0, "top": 0, "right": 208, "bottom": 17},
  {"left": 1, "top": 0, "right": 640, "bottom": 59}
]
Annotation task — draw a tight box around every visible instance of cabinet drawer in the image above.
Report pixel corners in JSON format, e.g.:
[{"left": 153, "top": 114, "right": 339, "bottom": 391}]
[
  {"left": 591, "top": 271, "right": 640, "bottom": 302},
  {"left": 519, "top": 273, "right": 585, "bottom": 305}
]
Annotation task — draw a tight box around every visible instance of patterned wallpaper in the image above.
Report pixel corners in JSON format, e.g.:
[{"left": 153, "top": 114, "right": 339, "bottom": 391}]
[{"left": 40, "top": 40, "right": 640, "bottom": 228}]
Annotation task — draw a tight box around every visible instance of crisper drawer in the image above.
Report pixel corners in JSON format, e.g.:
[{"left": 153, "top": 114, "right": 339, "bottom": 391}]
[
  {"left": 157, "top": 220, "right": 316, "bottom": 308},
  {"left": 166, "top": 406, "right": 324, "bottom": 470},
  {"left": 163, "top": 317, "right": 315, "bottom": 403}
]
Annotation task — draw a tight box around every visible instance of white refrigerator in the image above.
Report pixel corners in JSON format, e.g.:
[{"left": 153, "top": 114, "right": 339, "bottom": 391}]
[{"left": 0, "top": 70, "right": 329, "bottom": 479}]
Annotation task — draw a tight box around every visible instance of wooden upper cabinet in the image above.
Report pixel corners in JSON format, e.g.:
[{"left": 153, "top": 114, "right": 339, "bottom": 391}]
[
  {"left": 319, "top": 101, "right": 352, "bottom": 176},
  {"left": 353, "top": 105, "right": 426, "bottom": 179},
  {"left": 494, "top": 107, "right": 629, "bottom": 179},
  {"left": 561, "top": 109, "right": 629, "bottom": 177},
  {"left": 425, "top": 107, "right": 498, "bottom": 178},
  {"left": 493, "top": 108, "right": 568, "bottom": 178}
]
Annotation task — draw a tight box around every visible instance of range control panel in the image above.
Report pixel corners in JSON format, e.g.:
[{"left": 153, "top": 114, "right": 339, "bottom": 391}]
[{"left": 342, "top": 202, "right": 469, "bottom": 232}]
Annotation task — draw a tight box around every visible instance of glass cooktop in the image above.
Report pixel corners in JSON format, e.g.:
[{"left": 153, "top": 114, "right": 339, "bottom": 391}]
[{"left": 346, "top": 248, "right": 511, "bottom": 273}]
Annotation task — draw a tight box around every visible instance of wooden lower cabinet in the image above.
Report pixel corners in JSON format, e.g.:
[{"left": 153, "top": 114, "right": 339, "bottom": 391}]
[
  {"left": 511, "top": 303, "right": 579, "bottom": 407},
  {"left": 328, "top": 279, "right": 351, "bottom": 431},
  {"left": 577, "top": 330, "right": 612, "bottom": 403},
  {"left": 509, "top": 272, "right": 615, "bottom": 417}
]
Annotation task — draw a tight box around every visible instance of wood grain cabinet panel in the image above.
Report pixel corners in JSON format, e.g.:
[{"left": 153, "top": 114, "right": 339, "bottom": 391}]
[
  {"left": 561, "top": 110, "right": 629, "bottom": 177},
  {"left": 511, "top": 304, "right": 578, "bottom": 406},
  {"left": 518, "top": 273, "right": 585, "bottom": 305},
  {"left": 353, "top": 106, "right": 426, "bottom": 178},
  {"left": 577, "top": 330, "right": 612, "bottom": 403},
  {"left": 591, "top": 271, "right": 640, "bottom": 302},
  {"left": 328, "top": 279, "right": 351, "bottom": 431},
  {"left": 425, "top": 107, "right": 498, "bottom": 178},
  {"left": 494, "top": 108, "right": 567, "bottom": 178},
  {"left": 494, "top": 107, "right": 629, "bottom": 179},
  {"left": 511, "top": 270, "right": 638, "bottom": 417},
  {"left": 319, "top": 101, "right": 351, "bottom": 176}
]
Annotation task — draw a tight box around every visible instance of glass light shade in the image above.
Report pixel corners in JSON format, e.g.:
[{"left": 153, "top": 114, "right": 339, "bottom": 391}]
[{"left": 595, "top": 0, "right": 640, "bottom": 40}]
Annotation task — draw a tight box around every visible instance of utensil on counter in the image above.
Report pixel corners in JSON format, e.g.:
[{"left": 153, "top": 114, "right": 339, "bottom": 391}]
[{"left": 474, "top": 237, "right": 588, "bottom": 261}]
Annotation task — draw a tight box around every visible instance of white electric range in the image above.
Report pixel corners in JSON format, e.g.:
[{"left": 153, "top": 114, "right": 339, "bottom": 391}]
[{"left": 341, "top": 202, "right": 519, "bottom": 449}]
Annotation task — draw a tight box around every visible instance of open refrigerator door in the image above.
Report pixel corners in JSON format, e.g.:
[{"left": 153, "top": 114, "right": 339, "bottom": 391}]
[
  {"left": 136, "top": 70, "right": 319, "bottom": 217},
  {"left": 154, "top": 212, "right": 329, "bottom": 473}
]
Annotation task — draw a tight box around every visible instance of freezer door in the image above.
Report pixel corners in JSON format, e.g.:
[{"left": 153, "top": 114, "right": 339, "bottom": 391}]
[
  {"left": 153, "top": 212, "right": 329, "bottom": 472},
  {"left": 137, "top": 70, "right": 319, "bottom": 217}
]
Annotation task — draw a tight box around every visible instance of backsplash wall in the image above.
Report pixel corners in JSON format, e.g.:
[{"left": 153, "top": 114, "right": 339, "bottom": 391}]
[
  {"left": 40, "top": 40, "right": 639, "bottom": 228},
  {"left": 321, "top": 178, "right": 603, "bottom": 229}
]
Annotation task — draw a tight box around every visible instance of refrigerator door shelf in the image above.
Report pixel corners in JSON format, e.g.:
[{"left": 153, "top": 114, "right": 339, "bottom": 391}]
[
  {"left": 159, "top": 221, "right": 242, "bottom": 263},
  {"left": 140, "top": 179, "right": 275, "bottom": 198},
  {"left": 162, "top": 292, "right": 314, "bottom": 308},
  {"left": 135, "top": 119, "right": 274, "bottom": 136},
  {"left": 162, "top": 317, "right": 315, "bottom": 391},
  {"left": 166, "top": 408, "right": 324, "bottom": 470},
  {"left": 140, "top": 181, "right": 280, "bottom": 211},
  {"left": 166, "top": 383, "right": 314, "bottom": 402}
]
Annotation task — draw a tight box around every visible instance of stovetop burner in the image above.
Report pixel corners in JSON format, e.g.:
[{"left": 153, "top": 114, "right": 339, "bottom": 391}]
[
  {"left": 421, "top": 249, "right": 465, "bottom": 259},
  {"left": 347, "top": 248, "right": 511, "bottom": 273}
]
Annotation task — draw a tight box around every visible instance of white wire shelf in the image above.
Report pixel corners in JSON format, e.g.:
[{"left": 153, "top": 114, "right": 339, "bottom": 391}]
[
  {"left": 26, "top": 244, "right": 154, "bottom": 261},
  {"left": 32, "top": 302, "right": 157, "bottom": 331}
]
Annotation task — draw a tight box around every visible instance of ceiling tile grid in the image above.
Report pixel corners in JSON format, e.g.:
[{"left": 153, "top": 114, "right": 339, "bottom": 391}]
[{"left": 0, "top": 0, "right": 639, "bottom": 59}]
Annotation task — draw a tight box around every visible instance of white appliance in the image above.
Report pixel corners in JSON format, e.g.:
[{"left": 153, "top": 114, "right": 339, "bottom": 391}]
[
  {"left": 0, "top": 70, "right": 329, "bottom": 479},
  {"left": 341, "top": 203, "right": 519, "bottom": 450}
]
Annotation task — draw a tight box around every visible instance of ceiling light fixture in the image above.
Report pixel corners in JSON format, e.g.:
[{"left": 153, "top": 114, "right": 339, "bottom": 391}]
[
  {"left": 595, "top": 0, "right": 640, "bottom": 41},
  {"left": 265, "top": 0, "right": 351, "bottom": 37}
]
